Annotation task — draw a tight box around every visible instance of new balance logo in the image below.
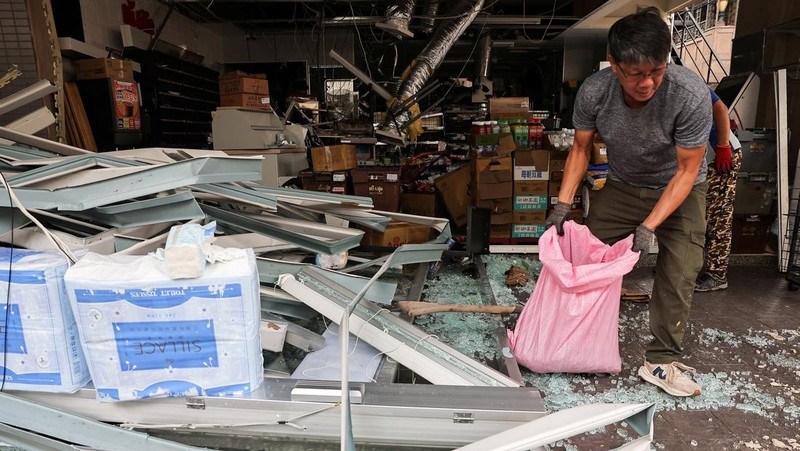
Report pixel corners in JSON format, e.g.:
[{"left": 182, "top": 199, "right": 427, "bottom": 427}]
[{"left": 652, "top": 367, "right": 667, "bottom": 380}]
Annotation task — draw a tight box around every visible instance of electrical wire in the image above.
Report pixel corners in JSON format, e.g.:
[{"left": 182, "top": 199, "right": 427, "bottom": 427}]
[
  {"left": 1, "top": 171, "right": 12, "bottom": 392},
  {"left": 533, "top": 0, "right": 561, "bottom": 43}
]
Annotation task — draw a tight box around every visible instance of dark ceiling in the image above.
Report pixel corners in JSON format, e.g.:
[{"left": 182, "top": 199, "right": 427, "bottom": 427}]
[{"left": 164, "top": 0, "right": 585, "bottom": 43}]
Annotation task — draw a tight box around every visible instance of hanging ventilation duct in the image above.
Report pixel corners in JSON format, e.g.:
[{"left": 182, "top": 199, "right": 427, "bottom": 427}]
[
  {"left": 378, "top": 0, "right": 485, "bottom": 144},
  {"left": 376, "top": 0, "right": 416, "bottom": 39},
  {"left": 472, "top": 32, "right": 493, "bottom": 102},
  {"left": 418, "top": 0, "right": 441, "bottom": 35}
]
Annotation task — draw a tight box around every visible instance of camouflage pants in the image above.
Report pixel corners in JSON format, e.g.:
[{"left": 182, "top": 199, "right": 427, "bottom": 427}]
[{"left": 704, "top": 149, "right": 742, "bottom": 279}]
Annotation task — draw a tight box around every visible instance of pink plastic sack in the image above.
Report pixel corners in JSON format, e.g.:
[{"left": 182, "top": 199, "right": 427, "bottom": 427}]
[{"left": 508, "top": 221, "right": 639, "bottom": 374}]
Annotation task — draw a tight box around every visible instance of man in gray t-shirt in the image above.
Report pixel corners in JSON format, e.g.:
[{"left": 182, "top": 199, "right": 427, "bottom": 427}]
[{"left": 545, "top": 7, "right": 711, "bottom": 397}]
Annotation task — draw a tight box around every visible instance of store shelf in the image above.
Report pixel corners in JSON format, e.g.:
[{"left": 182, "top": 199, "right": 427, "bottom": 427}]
[{"left": 124, "top": 47, "right": 219, "bottom": 148}]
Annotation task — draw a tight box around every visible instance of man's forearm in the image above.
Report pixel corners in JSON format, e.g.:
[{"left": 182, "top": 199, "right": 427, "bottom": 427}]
[
  {"left": 558, "top": 150, "right": 590, "bottom": 204},
  {"left": 643, "top": 169, "right": 697, "bottom": 230}
]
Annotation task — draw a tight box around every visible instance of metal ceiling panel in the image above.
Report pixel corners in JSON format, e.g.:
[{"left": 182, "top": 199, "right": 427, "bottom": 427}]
[
  {"left": 192, "top": 182, "right": 278, "bottom": 212},
  {"left": 68, "top": 191, "right": 205, "bottom": 227},
  {"left": 16, "top": 380, "right": 544, "bottom": 449},
  {"left": 247, "top": 183, "right": 374, "bottom": 209},
  {"left": 0, "top": 107, "right": 56, "bottom": 146},
  {"left": 0, "top": 207, "right": 30, "bottom": 237},
  {"left": 255, "top": 256, "right": 397, "bottom": 304},
  {"left": 0, "top": 144, "right": 60, "bottom": 164},
  {"left": 0, "top": 80, "right": 57, "bottom": 116},
  {"left": 201, "top": 204, "right": 364, "bottom": 255},
  {"left": 0, "top": 392, "right": 204, "bottom": 450},
  {"left": 0, "top": 157, "right": 262, "bottom": 210},
  {"left": 0, "top": 125, "right": 91, "bottom": 156},
  {"left": 0, "top": 422, "right": 78, "bottom": 451},
  {"left": 6, "top": 154, "right": 141, "bottom": 188},
  {"left": 455, "top": 403, "right": 655, "bottom": 451},
  {"left": 278, "top": 264, "right": 519, "bottom": 387}
]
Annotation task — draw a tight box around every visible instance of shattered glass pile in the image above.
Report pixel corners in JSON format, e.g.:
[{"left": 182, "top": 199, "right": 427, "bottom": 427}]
[{"left": 419, "top": 259, "right": 800, "bottom": 450}]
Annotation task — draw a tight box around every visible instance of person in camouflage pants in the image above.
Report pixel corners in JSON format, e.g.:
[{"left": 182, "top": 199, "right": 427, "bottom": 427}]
[{"left": 696, "top": 90, "right": 742, "bottom": 291}]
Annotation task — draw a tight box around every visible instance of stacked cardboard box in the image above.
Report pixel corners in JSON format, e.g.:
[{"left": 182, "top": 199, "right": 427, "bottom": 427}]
[
  {"left": 299, "top": 169, "right": 351, "bottom": 195},
  {"left": 76, "top": 58, "right": 133, "bottom": 80},
  {"left": 310, "top": 144, "right": 358, "bottom": 172},
  {"left": 352, "top": 167, "right": 402, "bottom": 212},
  {"left": 473, "top": 151, "right": 513, "bottom": 240},
  {"left": 360, "top": 221, "right": 432, "bottom": 247},
  {"left": 434, "top": 165, "right": 471, "bottom": 227},
  {"left": 489, "top": 97, "right": 531, "bottom": 120},
  {"left": 218, "top": 71, "right": 270, "bottom": 110},
  {"left": 512, "top": 150, "right": 550, "bottom": 239}
]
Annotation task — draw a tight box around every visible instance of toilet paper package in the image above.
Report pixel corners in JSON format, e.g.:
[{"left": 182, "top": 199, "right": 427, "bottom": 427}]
[
  {"left": 64, "top": 249, "right": 263, "bottom": 402},
  {"left": 0, "top": 248, "right": 90, "bottom": 393}
]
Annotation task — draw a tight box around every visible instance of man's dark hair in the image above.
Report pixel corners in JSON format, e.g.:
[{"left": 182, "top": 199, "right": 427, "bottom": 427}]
[{"left": 608, "top": 6, "right": 670, "bottom": 65}]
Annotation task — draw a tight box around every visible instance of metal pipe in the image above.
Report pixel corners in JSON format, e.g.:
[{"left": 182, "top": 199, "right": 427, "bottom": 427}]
[
  {"left": 379, "top": 0, "right": 485, "bottom": 142},
  {"left": 418, "top": 0, "right": 440, "bottom": 35},
  {"left": 475, "top": 31, "right": 492, "bottom": 80},
  {"left": 376, "top": 0, "right": 416, "bottom": 38}
]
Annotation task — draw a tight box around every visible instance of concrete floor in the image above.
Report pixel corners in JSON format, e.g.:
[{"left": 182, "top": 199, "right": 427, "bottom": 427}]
[{"left": 533, "top": 264, "right": 800, "bottom": 450}]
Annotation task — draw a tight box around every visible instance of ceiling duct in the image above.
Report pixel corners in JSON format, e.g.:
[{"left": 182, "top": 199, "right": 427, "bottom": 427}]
[
  {"left": 418, "top": 0, "right": 441, "bottom": 35},
  {"left": 375, "top": 0, "right": 416, "bottom": 39},
  {"left": 472, "top": 32, "right": 493, "bottom": 102},
  {"left": 378, "top": 0, "right": 485, "bottom": 144}
]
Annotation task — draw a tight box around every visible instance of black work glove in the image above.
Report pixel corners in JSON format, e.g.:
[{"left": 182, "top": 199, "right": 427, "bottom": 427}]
[
  {"left": 632, "top": 224, "right": 655, "bottom": 259},
  {"left": 545, "top": 201, "right": 572, "bottom": 236}
]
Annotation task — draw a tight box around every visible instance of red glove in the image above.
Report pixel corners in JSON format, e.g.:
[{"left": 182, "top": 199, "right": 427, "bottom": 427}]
[{"left": 714, "top": 144, "right": 733, "bottom": 174}]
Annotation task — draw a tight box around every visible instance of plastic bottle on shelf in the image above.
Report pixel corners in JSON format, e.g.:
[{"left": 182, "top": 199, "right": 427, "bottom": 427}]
[
  {"left": 512, "top": 119, "right": 528, "bottom": 149},
  {"left": 490, "top": 120, "right": 500, "bottom": 134},
  {"left": 498, "top": 119, "right": 511, "bottom": 134},
  {"left": 528, "top": 118, "right": 544, "bottom": 149}
]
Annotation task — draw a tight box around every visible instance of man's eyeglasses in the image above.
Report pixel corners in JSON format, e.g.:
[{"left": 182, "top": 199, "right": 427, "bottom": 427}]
[{"left": 617, "top": 65, "right": 667, "bottom": 82}]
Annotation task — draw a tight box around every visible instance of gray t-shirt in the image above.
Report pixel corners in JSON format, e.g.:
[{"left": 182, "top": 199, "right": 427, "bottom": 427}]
[{"left": 573, "top": 65, "right": 712, "bottom": 189}]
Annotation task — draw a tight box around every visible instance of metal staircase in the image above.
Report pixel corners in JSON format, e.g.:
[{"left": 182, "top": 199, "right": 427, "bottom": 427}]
[{"left": 669, "top": 5, "right": 729, "bottom": 85}]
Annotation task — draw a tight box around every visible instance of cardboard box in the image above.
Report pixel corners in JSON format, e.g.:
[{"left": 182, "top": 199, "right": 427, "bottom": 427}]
[
  {"left": 220, "top": 93, "right": 271, "bottom": 109},
  {"left": 511, "top": 224, "right": 547, "bottom": 239},
  {"left": 311, "top": 144, "right": 358, "bottom": 172},
  {"left": 490, "top": 112, "right": 535, "bottom": 121},
  {"left": 489, "top": 97, "right": 530, "bottom": 115},
  {"left": 490, "top": 224, "right": 511, "bottom": 239},
  {"left": 219, "top": 76, "right": 269, "bottom": 96},
  {"left": 434, "top": 165, "right": 471, "bottom": 227},
  {"left": 352, "top": 167, "right": 401, "bottom": 212},
  {"left": 76, "top": 58, "right": 133, "bottom": 80},
  {"left": 514, "top": 150, "right": 550, "bottom": 181},
  {"left": 299, "top": 169, "right": 351, "bottom": 194},
  {"left": 474, "top": 155, "right": 513, "bottom": 184},
  {"left": 513, "top": 210, "right": 546, "bottom": 224},
  {"left": 474, "top": 154, "right": 513, "bottom": 201},
  {"left": 360, "top": 221, "right": 431, "bottom": 247},
  {"left": 491, "top": 211, "right": 513, "bottom": 225},
  {"left": 592, "top": 142, "right": 608, "bottom": 165},
  {"left": 477, "top": 197, "right": 513, "bottom": 214},
  {"left": 401, "top": 193, "right": 439, "bottom": 217},
  {"left": 513, "top": 195, "right": 548, "bottom": 210},
  {"left": 515, "top": 180, "right": 548, "bottom": 196},
  {"left": 549, "top": 150, "right": 569, "bottom": 172}
]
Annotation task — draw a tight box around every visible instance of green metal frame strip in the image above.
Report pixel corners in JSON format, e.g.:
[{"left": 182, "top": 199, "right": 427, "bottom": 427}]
[
  {"left": 201, "top": 203, "right": 364, "bottom": 255},
  {"left": 193, "top": 182, "right": 278, "bottom": 212},
  {"left": 68, "top": 191, "right": 204, "bottom": 227},
  {"left": 0, "top": 157, "right": 261, "bottom": 210}
]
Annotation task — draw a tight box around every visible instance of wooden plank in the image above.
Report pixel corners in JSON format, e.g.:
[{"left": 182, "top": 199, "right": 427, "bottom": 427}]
[
  {"left": 65, "top": 82, "right": 97, "bottom": 151},
  {"left": 63, "top": 94, "right": 81, "bottom": 148}
]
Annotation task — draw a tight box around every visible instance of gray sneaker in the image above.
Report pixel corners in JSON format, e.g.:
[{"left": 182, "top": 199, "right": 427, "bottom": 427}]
[
  {"left": 638, "top": 360, "right": 702, "bottom": 397},
  {"left": 694, "top": 272, "right": 728, "bottom": 292}
]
